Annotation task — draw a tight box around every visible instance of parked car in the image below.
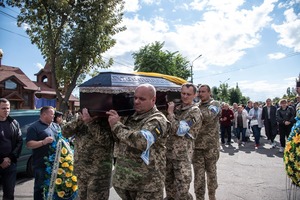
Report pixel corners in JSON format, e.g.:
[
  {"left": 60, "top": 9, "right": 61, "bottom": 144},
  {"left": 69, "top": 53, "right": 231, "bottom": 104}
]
[{"left": 9, "top": 109, "right": 40, "bottom": 177}]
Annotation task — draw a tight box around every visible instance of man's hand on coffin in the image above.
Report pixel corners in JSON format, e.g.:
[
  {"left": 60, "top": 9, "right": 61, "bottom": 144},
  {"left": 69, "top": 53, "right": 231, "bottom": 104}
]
[
  {"left": 167, "top": 102, "right": 175, "bottom": 118},
  {"left": 81, "top": 108, "right": 97, "bottom": 123},
  {"left": 106, "top": 109, "right": 121, "bottom": 128}
]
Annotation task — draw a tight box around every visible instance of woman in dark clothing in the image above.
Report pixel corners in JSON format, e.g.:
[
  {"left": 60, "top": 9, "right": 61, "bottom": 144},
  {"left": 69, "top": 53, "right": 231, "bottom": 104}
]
[
  {"left": 220, "top": 103, "right": 234, "bottom": 145},
  {"left": 276, "top": 99, "right": 295, "bottom": 152}
]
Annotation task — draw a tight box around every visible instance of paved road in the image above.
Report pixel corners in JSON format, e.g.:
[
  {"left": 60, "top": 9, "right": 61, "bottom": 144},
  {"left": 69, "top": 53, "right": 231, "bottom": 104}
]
[{"left": 1, "top": 128, "right": 300, "bottom": 199}]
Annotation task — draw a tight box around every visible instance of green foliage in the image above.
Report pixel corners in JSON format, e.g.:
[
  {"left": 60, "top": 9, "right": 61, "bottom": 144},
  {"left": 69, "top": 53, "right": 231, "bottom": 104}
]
[
  {"left": 212, "top": 83, "right": 298, "bottom": 106},
  {"left": 218, "top": 83, "right": 229, "bottom": 103},
  {"left": 228, "top": 85, "right": 242, "bottom": 105},
  {"left": 240, "top": 96, "right": 249, "bottom": 106},
  {"left": 211, "top": 86, "right": 219, "bottom": 100},
  {"left": 272, "top": 97, "right": 281, "bottom": 105},
  {"left": 286, "top": 87, "right": 297, "bottom": 100},
  {"left": 6, "top": 0, "right": 125, "bottom": 111},
  {"left": 214, "top": 83, "right": 249, "bottom": 105},
  {"left": 132, "top": 41, "right": 190, "bottom": 80}
]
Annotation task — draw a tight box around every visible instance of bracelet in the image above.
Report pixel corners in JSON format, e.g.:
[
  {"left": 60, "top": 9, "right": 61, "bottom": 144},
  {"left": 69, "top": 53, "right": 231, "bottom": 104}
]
[{"left": 41, "top": 140, "right": 44, "bottom": 146}]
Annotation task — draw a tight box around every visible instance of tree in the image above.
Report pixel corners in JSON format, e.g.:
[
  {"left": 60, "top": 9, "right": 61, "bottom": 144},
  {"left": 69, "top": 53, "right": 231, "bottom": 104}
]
[
  {"left": 228, "top": 83, "right": 243, "bottom": 105},
  {"left": 218, "top": 83, "right": 229, "bottom": 103},
  {"left": 211, "top": 86, "right": 219, "bottom": 100},
  {"left": 229, "top": 88, "right": 240, "bottom": 105},
  {"left": 213, "top": 82, "right": 249, "bottom": 105},
  {"left": 240, "top": 96, "right": 250, "bottom": 106},
  {"left": 132, "top": 41, "right": 191, "bottom": 80},
  {"left": 286, "top": 87, "right": 297, "bottom": 101},
  {"left": 273, "top": 97, "right": 281, "bottom": 105},
  {"left": 6, "top": 0, "right": 125, "bottom": 112}
]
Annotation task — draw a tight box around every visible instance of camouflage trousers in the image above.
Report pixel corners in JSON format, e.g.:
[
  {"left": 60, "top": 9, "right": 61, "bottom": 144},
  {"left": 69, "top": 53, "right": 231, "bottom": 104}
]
[
  {"left": 192, "top": 148, "right": 219, "bottom": 200},
  {"left": 114, "top": 186, "right": 164, "bottom": 200},
  {"left": 76, "top": 170, "right": 112, "bottom": 200},
  {"left": 165, "top": 158, "right": 193, "bottom": 200}
]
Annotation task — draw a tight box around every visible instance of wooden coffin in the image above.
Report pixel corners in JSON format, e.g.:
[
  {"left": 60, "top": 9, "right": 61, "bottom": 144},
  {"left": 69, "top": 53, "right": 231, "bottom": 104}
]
[{"left": 79, "top": 72, "right": 182, "bottom": 117}]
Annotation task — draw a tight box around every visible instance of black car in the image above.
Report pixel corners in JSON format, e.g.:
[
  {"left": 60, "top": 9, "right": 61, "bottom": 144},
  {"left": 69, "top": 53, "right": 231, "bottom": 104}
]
[{"left": 9, "top": 109, "right": 40, "bottom": 177}]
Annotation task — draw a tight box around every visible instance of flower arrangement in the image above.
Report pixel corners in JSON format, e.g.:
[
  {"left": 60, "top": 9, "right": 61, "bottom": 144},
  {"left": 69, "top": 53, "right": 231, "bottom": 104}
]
[
  {"left": 284, "top": 105, "right": 300, "bottom": 187},
  {"left": 44, "top": 132, "right": 78, "bottom": 200}
]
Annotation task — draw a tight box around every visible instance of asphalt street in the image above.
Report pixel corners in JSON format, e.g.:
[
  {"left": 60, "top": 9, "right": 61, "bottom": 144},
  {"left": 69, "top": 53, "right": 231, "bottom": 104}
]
[{"left": 1, "top": 127, "right": 300, "bottom": 200}]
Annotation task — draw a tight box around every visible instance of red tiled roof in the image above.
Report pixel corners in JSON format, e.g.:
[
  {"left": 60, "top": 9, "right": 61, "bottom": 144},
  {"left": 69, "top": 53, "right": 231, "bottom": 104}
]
[
  {"left": 34, "top": 82, "right": 56, "bottom": 94},
  {"left": 0, "top": 65, "right": 38, "bottom": 90},
  {"left": 34, "top": 82, "right": 79, "bottom": 102}
]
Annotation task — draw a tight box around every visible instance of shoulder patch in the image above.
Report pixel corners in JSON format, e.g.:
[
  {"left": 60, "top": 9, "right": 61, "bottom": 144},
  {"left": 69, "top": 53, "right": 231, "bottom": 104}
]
[
  {"left": 151, "top": 126, "right": 161, "bottom": 140},
  {"left": 154, "top": 127, "right": 161, "bottom": 135}
]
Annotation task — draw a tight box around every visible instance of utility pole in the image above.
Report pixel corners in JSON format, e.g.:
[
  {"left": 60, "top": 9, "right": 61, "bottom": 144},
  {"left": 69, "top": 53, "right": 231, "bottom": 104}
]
[{"left": 190, "top": 54, "right": 202, "bottom": 83}]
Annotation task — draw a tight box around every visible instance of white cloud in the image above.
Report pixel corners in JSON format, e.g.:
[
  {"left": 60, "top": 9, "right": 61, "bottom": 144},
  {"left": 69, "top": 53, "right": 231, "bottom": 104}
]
[
  {"left": 238, "top": 80, "right": 287, "bottom": 100},
  {"left": 278, "top": 0, "right": 299, "bottom": 9},
  {"left": 205, "top": 0, "right": 245, "bottom": 12},
  {"left": 153, "top": 17, "right": 169, "bottom": 32},
  {"left": 101, "top": 65, "right": 134, "bottom": 73},
  {"left": 21, "top": 23, "right": 30, "bottom": 30},
  {"left": 240, "top": 80, "right": 280, "bottom": 93},
  {"left": 163, "top": 0, "right": 276, "bottom": 70},
  {"left": 142, "top": 0, "right": 161, "bottom": 5},
  {"left": 105, "top": 16, "right": 168, "bottom": 58},
  {"left": 102, "top": 0, "right": 280, "bottom": 82},
  {"left": 181, "top": 3, "right": 189, "bottom": 11},
  {"left": 189, "top": 0, "right": 208, "bottom": 11},
  {"left": 285, "top": 76, "right": 299, "bottom": 90},
  {"left": 268, "top": 52, "right": 286, "bottom": 59},
  {"left": 272, "top": 8, "right": 300, "bottom": 52},
  {"left": 36, "top": 63, "right": 43, "bottom": 70},
  {"left": 237, "top": 75, "right": 298, "bottom": 101},
  {"left": 124, "top": 0, "right": 140, "bottom": 12}
]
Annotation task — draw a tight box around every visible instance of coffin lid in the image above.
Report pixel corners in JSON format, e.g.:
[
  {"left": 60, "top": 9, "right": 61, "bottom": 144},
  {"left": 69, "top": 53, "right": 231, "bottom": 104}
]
[{"left": 79, "top": 72, "right": 183, "bottom": 94}]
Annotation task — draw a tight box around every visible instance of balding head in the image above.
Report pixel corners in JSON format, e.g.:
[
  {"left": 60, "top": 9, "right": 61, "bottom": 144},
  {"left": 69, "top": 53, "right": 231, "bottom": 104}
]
[
  {"left": 134, "top": 84, "right": 157, "bottom": 114},
  {"left": 135, "top": 83, "right": 156, "bottom": 98}
]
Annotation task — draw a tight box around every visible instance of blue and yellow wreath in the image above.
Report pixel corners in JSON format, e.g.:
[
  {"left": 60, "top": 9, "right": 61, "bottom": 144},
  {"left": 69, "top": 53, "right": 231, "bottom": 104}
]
[
  {"left": 43, "top": 132, "right": 78, "bottom": 200},
  {"left": 284, "top": 104, "right": 300, "bottom": 187}
]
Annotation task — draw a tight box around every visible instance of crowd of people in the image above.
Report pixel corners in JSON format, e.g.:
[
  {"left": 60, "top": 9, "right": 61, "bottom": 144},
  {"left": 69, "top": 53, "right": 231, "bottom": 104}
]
[
  {"left": 219, "top": 97, "right": 298, "bottom": 153},
  {"left": 1, "top": 80, "right": 299, "bottom": 200}
]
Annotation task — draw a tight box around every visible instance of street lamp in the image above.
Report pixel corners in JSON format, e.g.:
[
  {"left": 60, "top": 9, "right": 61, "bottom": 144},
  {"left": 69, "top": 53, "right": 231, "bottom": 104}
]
[
  {"left": 219, "top": 78, "right": 230, "bottom": 85},
  {"left": 190, "top": 54, "right": 202, "bottom": 83},
  {"left": 0, "top": 49, "right": 3, "bottom": 67}
]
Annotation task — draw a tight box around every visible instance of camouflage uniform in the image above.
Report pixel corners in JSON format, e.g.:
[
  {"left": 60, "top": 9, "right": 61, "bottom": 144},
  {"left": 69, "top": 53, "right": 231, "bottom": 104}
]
[
  {"left": 165, "top": 104, "right": 202, "bottom": 200},
  {"left": 62, "top": 118, "right": 114, "bottom": 200},
  {"left": 192, "top": 98, "right": 221, "bottom": 200},
  {"left": 111, "top": 106, "right": 169, "bottom": 200}
]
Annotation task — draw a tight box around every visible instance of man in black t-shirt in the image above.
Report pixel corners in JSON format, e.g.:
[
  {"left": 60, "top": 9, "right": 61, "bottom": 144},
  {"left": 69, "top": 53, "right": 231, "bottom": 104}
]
[
  {"left": 0, "top": 98, "right": 23, "bottom": 200},
  {"left": 26, "top": 106, "right": 60, "bottom": 200}
]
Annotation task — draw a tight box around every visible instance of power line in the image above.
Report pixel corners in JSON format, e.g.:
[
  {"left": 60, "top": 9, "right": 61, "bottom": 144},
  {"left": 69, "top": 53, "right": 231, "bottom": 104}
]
[
  {"left": 0, "top": 25, "right": 135, "bottom": 69},
  {"left": 1, "top": 7, "right": 298, "bottom": 74},
  {"left": 0, "top": 27, "right": 29, "bottom": 38},
  {"left": 0, "top": 10, "right": 17, "bottom": 20},
  {"left": 114, "top": 56, "right": 135, "bottom": 67},
  {"left": 4, "top": 6, "right": 20, "bottom": 15},
  {"left": 194, "top": 51, "right": 300, "bottom": 79},
  {"left": 0, "top": 7, "right": 135, "bottom": 69},
  {"left": 102, "top": 56, "right": 134, "bottom": 69}
]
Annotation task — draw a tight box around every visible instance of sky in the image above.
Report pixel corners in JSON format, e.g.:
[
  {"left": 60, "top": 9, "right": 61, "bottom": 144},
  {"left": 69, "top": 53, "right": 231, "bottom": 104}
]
[{"left": 0, "top": 0, "right": 300, "bottom": 102}]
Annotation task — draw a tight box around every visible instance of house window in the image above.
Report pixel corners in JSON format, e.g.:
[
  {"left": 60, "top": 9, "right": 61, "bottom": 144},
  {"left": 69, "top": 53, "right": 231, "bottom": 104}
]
[
  {"left": 23, "top": 93, "right": 29, "bottom": 106},
  {"left": 5, "top": 79, "right": 17, "bottom": 90}
]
